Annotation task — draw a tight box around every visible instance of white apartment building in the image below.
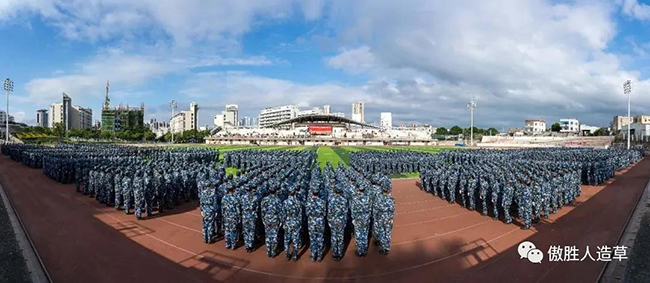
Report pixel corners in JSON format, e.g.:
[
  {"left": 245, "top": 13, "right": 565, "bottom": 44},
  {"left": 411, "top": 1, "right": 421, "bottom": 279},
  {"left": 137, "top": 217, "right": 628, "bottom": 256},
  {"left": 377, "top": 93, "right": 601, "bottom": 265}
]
[
  {"left": 524, "top": 119, "right": 546, "bottom": 134},
  {"left": 170, "top": 102, "right": 199, "bottom": 133},
  {"left": 258, "top": 105, "right": 299, "bottom": 128},
  {"left": 380, "top": 112, "right": 392, "bottom": 129},
  {"left": 559, "top": 118, "right": 580, "bottom": 133},
  {"left": 48, "top": 93, "right": 92, "bottom": 130},
  {"left": 214, "top": 104, "right": 239, "bottom": 129},
  {"left": 352, "top": 101, "right": 365, "bottom": 123}
]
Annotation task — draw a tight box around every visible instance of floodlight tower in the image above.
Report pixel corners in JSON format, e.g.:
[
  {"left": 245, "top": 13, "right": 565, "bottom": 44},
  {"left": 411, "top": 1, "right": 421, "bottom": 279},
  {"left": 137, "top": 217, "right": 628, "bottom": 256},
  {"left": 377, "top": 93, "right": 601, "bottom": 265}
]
[
  {"left": 624, "top": 80, "right": 632, "bottom": 150},
  {"left": 3, "top": 78, "right": 13, "bottom": 144},
  {"left": 170, "top": 100, "right": 177, "bottom": 143},
  {"left": 467, "top": 98, "right": 477, "bottom": 146}
]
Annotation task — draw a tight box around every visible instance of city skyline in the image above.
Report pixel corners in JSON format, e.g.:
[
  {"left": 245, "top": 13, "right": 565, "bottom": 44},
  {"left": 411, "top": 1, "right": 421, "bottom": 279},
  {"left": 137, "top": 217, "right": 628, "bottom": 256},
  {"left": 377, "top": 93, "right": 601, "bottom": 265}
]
[{"left": 1, "top": 1, "right": 650, "bottom": 129}]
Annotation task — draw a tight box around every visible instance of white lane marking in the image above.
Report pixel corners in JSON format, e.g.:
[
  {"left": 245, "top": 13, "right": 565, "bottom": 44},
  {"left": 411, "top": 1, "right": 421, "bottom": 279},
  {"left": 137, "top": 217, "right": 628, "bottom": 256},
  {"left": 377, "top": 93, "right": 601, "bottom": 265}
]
[
  {"left": 396, "top": 204, "right": 456, "bottom": 215},
  {"left": 396, "top": 211, "right": 473, "bottom": 228},
  {"left": 394, "top": 219, "right": 491, "bottom": 246}
]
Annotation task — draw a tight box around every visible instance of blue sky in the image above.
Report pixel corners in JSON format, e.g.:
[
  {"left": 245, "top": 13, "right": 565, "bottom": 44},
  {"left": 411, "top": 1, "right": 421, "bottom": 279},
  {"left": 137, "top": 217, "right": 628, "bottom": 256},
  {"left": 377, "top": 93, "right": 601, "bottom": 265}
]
[{"left": 1, "top": 0, "right": 650, "bottom": 129}]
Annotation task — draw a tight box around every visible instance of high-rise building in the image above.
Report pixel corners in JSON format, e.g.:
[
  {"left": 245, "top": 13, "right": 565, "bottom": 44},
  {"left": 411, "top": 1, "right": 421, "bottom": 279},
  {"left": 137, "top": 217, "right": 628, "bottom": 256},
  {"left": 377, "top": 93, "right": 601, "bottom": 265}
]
[
  {"left": 297, "top": 107, "right": 324, "bottom": 117},
  {"left": 380, "top": 112, "right": 392, "bottom": 129},
  {"left": 49, "top": 93, "right": 92, "bottom": 130},
  {"left": 101, "top": 81, "right": 144, "bottom": 132},
  {"left": 239, "top": 116, "right": 252, "bottom": 128},
  {"left": 170, "top": 102, "right": 199, "bottom": 133},
  {"left": 148, "top": 118, "right": 169, "bottom": 138},
  {"left": 323, "top": 105, "right": 331, "bottom": 115},
  {"left": 352, "top": 101, "right": 365, "bottom": 123},
  {"left": 214, "top": 104, "right": 239, "bottom": 129},
  {"left": 36, "top": 109, "right": 48, "bottom": 127},
  {"left": 0, "top": 110, "right": 14, "bottom": 125},
  {"left": 258, "top": 105, "right": 299, "bottom": 128}
]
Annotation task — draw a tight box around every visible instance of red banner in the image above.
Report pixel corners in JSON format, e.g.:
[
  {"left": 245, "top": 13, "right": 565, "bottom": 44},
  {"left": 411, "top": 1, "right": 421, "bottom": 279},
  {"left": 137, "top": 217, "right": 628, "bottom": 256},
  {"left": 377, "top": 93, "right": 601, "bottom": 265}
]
[{"left": 308, "top": 124, "right": 333, "bottom": 135}]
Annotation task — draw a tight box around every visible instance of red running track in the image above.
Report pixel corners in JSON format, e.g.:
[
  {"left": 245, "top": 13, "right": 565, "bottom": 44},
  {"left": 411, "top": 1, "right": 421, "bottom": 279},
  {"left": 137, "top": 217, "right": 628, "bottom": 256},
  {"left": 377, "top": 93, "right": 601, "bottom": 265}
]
[{"left": 1, "top": 156, "right": 648, "bottom": 282}]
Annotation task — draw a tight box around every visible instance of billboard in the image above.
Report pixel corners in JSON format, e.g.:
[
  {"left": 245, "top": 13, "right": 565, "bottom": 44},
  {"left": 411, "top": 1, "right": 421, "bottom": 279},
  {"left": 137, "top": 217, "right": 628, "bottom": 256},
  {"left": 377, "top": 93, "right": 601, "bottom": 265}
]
[{"left": 308, "top": 124, "right": 333, "bottom": 135}]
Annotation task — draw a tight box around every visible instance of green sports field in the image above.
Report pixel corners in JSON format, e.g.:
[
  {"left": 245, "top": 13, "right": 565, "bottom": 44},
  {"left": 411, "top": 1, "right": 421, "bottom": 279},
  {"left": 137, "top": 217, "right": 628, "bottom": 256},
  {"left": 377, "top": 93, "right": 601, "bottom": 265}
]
[{"left": 168, "top": 144, "right": 455, "bottom": 178}]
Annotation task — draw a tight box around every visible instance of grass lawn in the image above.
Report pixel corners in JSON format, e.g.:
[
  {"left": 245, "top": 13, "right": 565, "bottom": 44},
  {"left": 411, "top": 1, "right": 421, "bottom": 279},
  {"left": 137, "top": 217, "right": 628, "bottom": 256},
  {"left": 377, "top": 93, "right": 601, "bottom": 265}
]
[
  {"left": 167, "top": 144, "right": 452, "bottom": 177},
  {"left": 225, "top": 167, "right": 240, "bottom": 176},
  {"left": 316, "top": 147, "right": 346, "bottom": 169},
  {"left": 389, "top": 172, "right": 421, "bottom": 179}
]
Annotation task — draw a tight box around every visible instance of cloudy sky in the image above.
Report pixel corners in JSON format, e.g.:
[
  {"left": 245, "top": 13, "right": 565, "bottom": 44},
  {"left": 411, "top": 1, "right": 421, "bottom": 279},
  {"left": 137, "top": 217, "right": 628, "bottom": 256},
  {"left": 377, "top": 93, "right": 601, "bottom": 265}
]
[{"left": 1, "top": 0, "right": 650, "bottom": 129}]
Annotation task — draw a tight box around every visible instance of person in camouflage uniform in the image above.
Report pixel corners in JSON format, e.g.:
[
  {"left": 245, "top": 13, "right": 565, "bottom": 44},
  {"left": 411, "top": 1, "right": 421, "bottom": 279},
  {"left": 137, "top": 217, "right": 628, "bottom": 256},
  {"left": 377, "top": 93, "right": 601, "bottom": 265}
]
[
  {"left": 306, "top": 189, "right": 326, "bottom": 261},
  {"left": 351, "top": 185, "right": 372, "bottom": 257},
  {"left": 261, "top": 186, "right": 282, "bottom": 258},
  {"left": 328, "top": 186, "right": 348, "bottom": 261},
  {"left": 373, "top": 185, "right": 395, "bottom": 255},
  {"left": 143, "top": 170, "right": 154, "bottom": 217},
  {"left": 121, "top": 173, "right": 134, "bottom": 215},
  {"left": 114, "top": 170, "right": 123, "bottom": 210},
  {"left": 133, "top": 171, "right": 145, "bottom": 219},
  {"left": 241, "top": 185, "right": 260, "bottom": 252},
  {"left": 198, "top": 176, "right": 217, "bottom": 243},
  {"left": 282, "top": 187, "right": 303, "bottom": 261},
  {"left": 222, "top": 185, "right": 241, "bottom": 249}
]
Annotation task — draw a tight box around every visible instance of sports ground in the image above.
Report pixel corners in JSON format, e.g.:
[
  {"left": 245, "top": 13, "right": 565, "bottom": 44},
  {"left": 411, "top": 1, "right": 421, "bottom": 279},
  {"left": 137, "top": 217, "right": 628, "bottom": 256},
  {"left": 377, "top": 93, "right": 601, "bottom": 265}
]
[{"left": 0, "top": 146, "right": 647, "bottom": 282}]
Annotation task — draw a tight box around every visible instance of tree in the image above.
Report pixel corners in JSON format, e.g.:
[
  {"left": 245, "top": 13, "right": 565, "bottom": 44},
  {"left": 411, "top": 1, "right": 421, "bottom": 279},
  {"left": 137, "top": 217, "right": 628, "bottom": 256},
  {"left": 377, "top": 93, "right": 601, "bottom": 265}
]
[
  {"left": 486, "top": 127, "right": 499, "bottom": 135},
  {"left": 100, "top": 130, "right": 114, "bottom": 140},
  {"left": 551, "top": 123, "right": 561, "bottom": 132},
  {"left": 143, "top": 129, "right": 156, "bottom": 141},
  {"left": 593, "top": 128, "right": 609, "bottom": 136},
  {"left": 52, "top": 122, "right": 65, "bottom": 138},
  {"left": 68, "top": 128, "right": 84, "bottom": 138},
  {"left": 449, "top": 125, "right": 463, "bottom": 135},
  {"left": 435, "top": 127, "right": 448, "bottom": 135}
]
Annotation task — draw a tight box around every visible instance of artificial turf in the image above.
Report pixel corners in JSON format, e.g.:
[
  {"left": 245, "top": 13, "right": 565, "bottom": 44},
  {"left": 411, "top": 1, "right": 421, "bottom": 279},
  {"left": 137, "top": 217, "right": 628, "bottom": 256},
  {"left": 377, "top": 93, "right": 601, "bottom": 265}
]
[{"left": 167, "top": 144, "right": 452, "bottom": 178}]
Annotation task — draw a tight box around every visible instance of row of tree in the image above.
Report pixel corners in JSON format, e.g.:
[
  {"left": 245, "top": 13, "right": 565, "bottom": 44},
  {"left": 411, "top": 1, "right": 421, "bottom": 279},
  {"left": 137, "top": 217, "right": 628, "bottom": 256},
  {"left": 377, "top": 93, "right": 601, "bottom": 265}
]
[
  {"left": 18, "top": 124, "right": 213, "bottom": 143},
  {"left": 435, "top": 124, "right": 608, "bottom": 137},
  {"left": 435, "top": 126, "right": 500, "bottom": 136}
]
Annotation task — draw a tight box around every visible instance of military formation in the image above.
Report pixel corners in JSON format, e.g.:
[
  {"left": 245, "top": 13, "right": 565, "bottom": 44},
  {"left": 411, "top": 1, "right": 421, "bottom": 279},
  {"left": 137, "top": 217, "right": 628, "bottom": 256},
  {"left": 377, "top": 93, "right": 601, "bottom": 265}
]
[
  {"left": 2, "top": 144, "right": 396, "bottom": 262},
  {"left": 5, "top": 142, "right": 638, "bottom": 260},
  {"left": 352, "top": 148, "right": 643, "bottom": 229},
  {"left": 197, "top": 149, "right": 395, "bottom": 261},
  {"left": 6, "top": 143, "right": 219, "bottom": 220}
]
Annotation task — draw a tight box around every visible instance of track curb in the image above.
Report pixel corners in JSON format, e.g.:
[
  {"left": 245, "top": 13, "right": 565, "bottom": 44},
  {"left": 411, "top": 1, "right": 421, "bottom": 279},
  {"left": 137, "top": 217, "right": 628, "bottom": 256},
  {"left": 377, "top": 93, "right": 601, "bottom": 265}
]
[
  {"left": 0, "top": 179, "right": 52, "bottom": 283},
  {"left": 598, "top": 160, "right": 650, "bottom": 283}
]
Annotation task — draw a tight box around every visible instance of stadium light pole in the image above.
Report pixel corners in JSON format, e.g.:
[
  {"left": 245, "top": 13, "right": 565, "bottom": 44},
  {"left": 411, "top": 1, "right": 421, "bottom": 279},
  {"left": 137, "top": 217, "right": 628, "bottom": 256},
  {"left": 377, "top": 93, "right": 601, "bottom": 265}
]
[
  {"left": 170, "top": 100, "right": 177, "bottom": 144},
  {"left": 624, "top": 80, "right": 632, "bottom": 150},
  {"left": 3, "top": 78, "right": 13, "bottom": 144},
  {"left": 467, "top": 98, "right": 477, "bottom": 146}
]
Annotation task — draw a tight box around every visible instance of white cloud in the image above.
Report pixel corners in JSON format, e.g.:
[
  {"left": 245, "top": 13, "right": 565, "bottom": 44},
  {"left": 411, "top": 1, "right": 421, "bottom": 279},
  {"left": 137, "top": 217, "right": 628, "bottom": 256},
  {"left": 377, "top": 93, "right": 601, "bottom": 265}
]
[
  {"left": 622, "top": 0, "right": 650, "bottom": 20},
  {"left": 320, "top": 0, "right": 650, "bottom": 126},
  {"left": 327, "top": 46, "right": 377, "bottom": 74},
  {"left": 0, "top": 0, "right": 328, "bottom": 47},
  {"left": 7, "top": 0, "right": 650, "bottom": 128}
]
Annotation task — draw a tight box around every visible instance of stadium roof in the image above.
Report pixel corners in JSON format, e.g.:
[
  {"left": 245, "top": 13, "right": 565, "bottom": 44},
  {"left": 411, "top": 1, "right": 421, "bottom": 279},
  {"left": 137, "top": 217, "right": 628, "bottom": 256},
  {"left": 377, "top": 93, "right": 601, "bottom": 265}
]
[{"left": 270, "top": 114, "right": 379, "bottom": 129}]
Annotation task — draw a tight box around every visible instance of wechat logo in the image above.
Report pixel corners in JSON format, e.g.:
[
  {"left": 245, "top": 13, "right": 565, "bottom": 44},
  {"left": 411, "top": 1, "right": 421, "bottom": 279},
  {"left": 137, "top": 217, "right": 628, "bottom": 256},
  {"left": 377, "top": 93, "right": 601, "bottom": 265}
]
[{"left": 518, "top": 241, "right": 543, "bottom": 264}]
